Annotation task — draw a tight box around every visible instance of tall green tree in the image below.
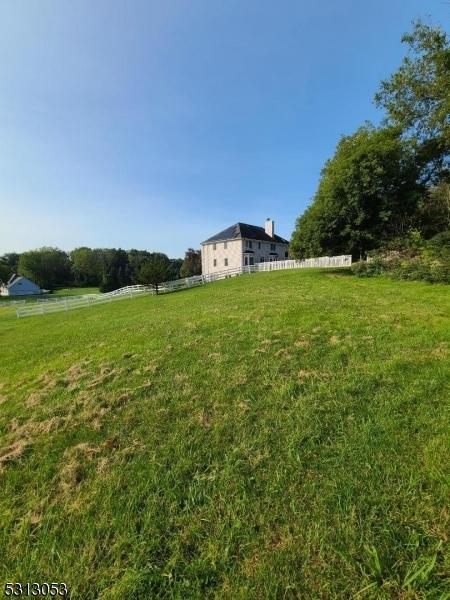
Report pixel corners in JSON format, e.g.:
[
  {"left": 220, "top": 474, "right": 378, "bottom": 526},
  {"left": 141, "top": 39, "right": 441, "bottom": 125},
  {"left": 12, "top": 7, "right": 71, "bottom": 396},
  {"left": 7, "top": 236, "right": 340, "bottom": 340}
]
[
  {"left": 416, "top": 181, "right": 450, "bottom": 238},
  {"left": 98, "top": 249, "right": 130, "bottom": 292},
  {"left": 137, "top": 253, "right": 171, "bottom": 294},
  {"left": 168, "top": 258, "right": 183, "bottom": 281},
  {"left": 0, "top": 253, "right": 20, "bottom": 283},
  {"left": 375, "top": 21, "right": 450, "bottom": 182},
  {"left": 290, "top": 125, "right": 422, "bottom": 258},
  {"left": 180, "top": 248, "right": 202, "bottom": 278},
  {"left": 70, "top": 247, "right": 102, "bottom": 286},
  {"left": 18, "top": 247, "right": 71, "bottom": 289},
  {"left": 127, "top": 250, "right": 152, "bottom": 283}
]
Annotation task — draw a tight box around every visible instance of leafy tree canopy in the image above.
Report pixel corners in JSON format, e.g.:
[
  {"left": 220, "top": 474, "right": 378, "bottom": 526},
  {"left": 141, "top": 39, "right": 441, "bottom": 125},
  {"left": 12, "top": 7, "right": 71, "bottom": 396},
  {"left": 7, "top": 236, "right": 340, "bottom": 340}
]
[
  {"left": 137, "top": 253, "right": 171, "bottom": 293},
  {"left": 290, "top": 125, "right": 423, "bottom": 258},
  {"left": 292, "top": 21, "right": 449, "bottom": 259},
  {"left": 70, "top": 247, "right": 102, "bottom": 286},
  {"left": 180, "top": 248, "right": 202, "bottom": 278},
  {"left": 375, "top": 21, "right": 450, "bottom": 182},
  {"left": 98, "top": 248, "right": 130, "bottom": 293},
  {"left": 18, "top": 247, "right": 71, "bottom": 290},
  {"left": 0, "top": 253, "right": 20, "bottom": 283}
]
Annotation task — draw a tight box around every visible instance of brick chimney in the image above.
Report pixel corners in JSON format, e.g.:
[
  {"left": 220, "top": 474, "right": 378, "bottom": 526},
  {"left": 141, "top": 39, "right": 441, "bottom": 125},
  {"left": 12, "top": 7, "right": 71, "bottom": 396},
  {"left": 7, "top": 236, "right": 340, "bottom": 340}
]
[{"left": 265, "top": 218, "right": 274, "bottom": 238}]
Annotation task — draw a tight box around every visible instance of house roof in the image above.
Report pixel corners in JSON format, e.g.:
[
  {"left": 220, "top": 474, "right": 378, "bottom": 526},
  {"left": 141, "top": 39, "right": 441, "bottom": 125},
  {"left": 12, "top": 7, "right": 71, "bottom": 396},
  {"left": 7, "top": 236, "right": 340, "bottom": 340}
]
[
  {"left": 201, "top": 222, "right": 289, "bottom": 245},
  {"left": 6, "top": 275, "right": 39, "bottom": 289}
]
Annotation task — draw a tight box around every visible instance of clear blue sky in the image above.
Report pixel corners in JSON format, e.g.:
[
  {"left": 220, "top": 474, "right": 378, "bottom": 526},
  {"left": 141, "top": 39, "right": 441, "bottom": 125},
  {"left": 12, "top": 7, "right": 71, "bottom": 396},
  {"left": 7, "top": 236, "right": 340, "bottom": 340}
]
[{"left": 0, "top": 0, "right": 447, "bottom": 257}]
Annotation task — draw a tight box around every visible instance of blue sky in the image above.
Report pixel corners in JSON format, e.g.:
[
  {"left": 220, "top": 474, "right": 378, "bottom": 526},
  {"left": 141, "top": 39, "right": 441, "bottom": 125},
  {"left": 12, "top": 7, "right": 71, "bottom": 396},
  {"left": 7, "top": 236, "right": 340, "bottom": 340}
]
[{"left": 0, "top": 0, "right": 447, "bottom": 257}]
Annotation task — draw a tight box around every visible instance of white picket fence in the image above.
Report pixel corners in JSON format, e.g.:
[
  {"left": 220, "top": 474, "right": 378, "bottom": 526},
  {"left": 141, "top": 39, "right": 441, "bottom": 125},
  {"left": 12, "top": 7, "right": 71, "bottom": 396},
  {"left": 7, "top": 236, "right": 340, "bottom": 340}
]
[
  {"left": 202, "top": 255, "right": 351, "bottom": 283},
  {"left": 0, "top": 299, "right": 27, "bottom": 308},
  {"left": 16, "top": 255, "right": 351, "bottom": 318},
  {"left": 16, "top": 285, "right": 155, "bottom": 318}
]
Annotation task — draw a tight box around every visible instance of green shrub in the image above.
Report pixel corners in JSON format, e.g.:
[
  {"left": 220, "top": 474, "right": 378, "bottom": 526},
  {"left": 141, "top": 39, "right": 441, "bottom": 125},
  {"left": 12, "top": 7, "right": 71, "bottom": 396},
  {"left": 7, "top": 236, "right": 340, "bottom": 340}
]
[
  {"left": 351, "top": 258, "right": 384, "bottom": 278},
  {"left": 351, "top": 241, "right": 450, "bottom": 284},
  {"left": 424, "top": 231, "right": 450, "bottom": 260}
]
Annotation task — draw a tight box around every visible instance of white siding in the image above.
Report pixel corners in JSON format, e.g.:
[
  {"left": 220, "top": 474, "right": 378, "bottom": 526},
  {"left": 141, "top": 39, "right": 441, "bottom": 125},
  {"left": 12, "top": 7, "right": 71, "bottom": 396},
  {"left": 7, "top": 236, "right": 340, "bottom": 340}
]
[
  {"left": 242, "top": 239, "right": 289, "bottom": 265},
  {"left": 201, "top": 239, "right": 243, "bottom": 275},
  {"left": 201, "top": 239, "right": 289, "bottom": 275}
]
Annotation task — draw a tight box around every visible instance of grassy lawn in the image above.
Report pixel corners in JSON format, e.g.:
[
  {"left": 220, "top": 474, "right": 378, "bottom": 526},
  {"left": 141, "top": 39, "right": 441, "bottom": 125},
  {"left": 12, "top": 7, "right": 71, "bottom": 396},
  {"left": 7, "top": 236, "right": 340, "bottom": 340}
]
[
  {"left": 0, "top": 287, "right": 100, "bottom": 304},
  {"left": 47, "top": 287, "right": 100, "bottom": 297},
  {"left": 0, "top": 269, "right": 448, "bottom": 599}
]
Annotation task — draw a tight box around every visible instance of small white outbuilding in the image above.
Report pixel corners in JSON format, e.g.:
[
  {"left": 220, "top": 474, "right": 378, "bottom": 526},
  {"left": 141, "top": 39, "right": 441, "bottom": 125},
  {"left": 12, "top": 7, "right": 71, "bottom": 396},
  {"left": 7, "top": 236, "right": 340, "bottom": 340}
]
[{"left": 0, "top": 274, "right": 42, "bottom": 296}]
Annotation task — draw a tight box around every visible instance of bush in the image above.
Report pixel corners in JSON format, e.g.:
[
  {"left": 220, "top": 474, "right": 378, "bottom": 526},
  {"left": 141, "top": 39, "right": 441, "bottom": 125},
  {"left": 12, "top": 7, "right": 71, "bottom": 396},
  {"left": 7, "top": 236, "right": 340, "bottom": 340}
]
[
  {"left": 425, "top": 231, "right": 450, "bottom": 260},
  {"left": 351, "top": 234, "right": 450, "bottom": 284},
  {"left": 390, "top": 257, "right": 449, "bottom": 284},
  {"left": 351, "top": 258, "right": 385, "bottom": 278}
]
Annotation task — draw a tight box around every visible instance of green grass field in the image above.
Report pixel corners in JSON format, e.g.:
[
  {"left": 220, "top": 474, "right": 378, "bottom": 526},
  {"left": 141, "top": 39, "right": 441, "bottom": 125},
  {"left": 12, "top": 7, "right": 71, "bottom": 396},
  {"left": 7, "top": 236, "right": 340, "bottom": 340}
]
[
  {"left": 0, "top": 270, "right": 448, "bottom": 599},
  {"left": 49, "top": 287, "right": 100, "bottom": 297},
  {"left": 0, "top": 287, "right": 99, "bottom": 304}
]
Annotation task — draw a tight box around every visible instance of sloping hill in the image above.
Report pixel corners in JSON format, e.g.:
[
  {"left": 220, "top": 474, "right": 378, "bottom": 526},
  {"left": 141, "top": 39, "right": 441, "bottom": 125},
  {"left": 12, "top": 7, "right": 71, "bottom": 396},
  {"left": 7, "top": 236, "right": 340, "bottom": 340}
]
[{"left": 0, "top": 270, "right": 448, "bottom": 599}]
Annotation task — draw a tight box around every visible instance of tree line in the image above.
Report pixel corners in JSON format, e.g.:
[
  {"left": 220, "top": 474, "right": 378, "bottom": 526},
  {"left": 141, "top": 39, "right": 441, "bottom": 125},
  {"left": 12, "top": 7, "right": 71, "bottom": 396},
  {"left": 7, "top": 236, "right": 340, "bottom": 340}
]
[
  {"left": 290, "top": 21, "right": 450, "bottom": 259},
  {"left": 0, "top": 247, "right": 202, "bottom": 292}
]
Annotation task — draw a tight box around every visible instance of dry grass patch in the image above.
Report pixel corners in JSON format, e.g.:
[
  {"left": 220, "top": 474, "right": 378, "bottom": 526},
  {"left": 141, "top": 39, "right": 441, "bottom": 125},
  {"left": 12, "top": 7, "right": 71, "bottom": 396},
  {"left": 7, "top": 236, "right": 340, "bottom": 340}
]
[
  {"left": 111, "top": 390, "right": 134, "bottom": 407},
  {"left": 294, "top": 339, "right": 310, "bottom": 348},
  {"left": 174, "top": 373, "right": 189, "bottom": 384},
  {"left": 26, "top": 391, "right": 44, "bottom": 407},
  {"left": 298, "top": 370, "right": 316, "bottom": 379},
  {"left": 196, "top": 411, "right": 212, "bottom": 428},
  {"left": 63, "top": 359, "right": 92, "bottom": 391},
  {"left": 274, "top": 347, "right": 292, "bottom": 359},
  {"left": 0, "top": 440, "right": 30, "bottom": 472},
  {"left": 86, "top": 366, "right": 122, "bottom": 389},
  {"left": 139, "top": 380, "right": 153, "bottom": 392},
  {"left": 431, "top": 342, "right": 448, "bottom": 358},
  {"left": 122, "top": 352, "right": 140, "bottom": 359},
  {"left": 59, "top": 443, "right": 100, "bottom": 493}
]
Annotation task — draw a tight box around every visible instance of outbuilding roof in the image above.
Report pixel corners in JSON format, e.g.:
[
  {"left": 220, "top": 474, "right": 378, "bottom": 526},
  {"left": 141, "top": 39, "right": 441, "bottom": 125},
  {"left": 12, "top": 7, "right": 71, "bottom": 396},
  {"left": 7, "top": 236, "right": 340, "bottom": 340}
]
[
  {"left": 201, "top": 222, "right": 289, "bottom": 245},
  {"left": 6, "top": 275, "right": 39, "bottom": 289}
]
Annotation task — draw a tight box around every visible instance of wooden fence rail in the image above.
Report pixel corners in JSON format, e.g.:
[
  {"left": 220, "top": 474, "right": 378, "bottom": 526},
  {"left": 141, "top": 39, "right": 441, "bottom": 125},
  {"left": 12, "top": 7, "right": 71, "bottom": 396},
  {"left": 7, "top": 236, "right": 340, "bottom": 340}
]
[{"left": 16, "top": 255, "right": 351, "bottom": 318}]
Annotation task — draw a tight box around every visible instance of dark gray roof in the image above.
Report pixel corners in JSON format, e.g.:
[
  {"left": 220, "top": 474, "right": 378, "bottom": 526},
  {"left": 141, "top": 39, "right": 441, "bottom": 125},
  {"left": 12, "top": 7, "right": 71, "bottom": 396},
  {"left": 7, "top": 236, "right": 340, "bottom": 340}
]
[{"left": 202, "top": 222, "right": 289, "bottom": 245}]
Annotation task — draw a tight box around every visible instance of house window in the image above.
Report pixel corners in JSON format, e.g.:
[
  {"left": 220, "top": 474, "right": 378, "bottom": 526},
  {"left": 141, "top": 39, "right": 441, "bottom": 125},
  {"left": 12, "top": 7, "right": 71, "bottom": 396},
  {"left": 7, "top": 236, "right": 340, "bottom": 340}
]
[
  {"left": 224, "top": 258, "right": 228, "bottom": 266},
  {"left": 258, "top": 242, "right": 261, "bottom": 249},
  {"left": 270, "top": 243, "right": 276, "bottom": 251},
  {"left": 213, "top": 243, "right": 217, "bottom": 250},
  {"left": 285, "top": 251, "right": 288, "bottom": 258},
  {"left": 224, "top": 241, "right": 227, "bottom": 249},
  {"left": 260, "top": 257, "right": 265, "bottom": 263},
  {"left": 245, "top": 240, "right": 253, "bottom": 249},
  {"left": 244, "top": 255, "right": 254, "bottom": 266},
  {"left": 213, "top": 259, "right": 217, "bottom": 267}
]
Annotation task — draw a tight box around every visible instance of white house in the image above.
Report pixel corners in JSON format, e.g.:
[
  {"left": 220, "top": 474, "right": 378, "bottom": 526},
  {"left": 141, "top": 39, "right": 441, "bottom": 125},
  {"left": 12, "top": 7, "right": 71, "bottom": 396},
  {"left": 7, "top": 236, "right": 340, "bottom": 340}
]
[
  {"left": 201, "top": 218, "right": 289, "bottom": 276},
  {"left": 0, "top": 274, "right": 42, "bottom": 296}
]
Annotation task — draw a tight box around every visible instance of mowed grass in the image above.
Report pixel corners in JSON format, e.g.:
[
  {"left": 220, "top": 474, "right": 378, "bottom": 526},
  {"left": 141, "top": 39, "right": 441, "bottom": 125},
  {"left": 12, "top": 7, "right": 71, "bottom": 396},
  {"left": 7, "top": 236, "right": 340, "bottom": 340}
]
[
  {"left": 0, "top": 287, "right": 99, "bottom": 304},
  {"left": 50, "top": 287, "right": 100, "bottom": 297},
  {"left": 0, "top": 270, "right": 448, "bottom": 599}
]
